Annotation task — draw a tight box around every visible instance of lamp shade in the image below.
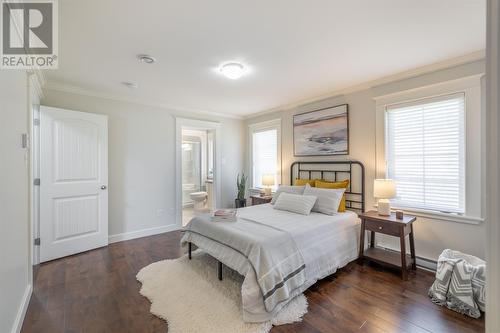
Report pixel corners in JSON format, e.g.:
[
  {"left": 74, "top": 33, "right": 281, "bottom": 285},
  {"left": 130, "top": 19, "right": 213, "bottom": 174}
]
[
  {"left": 262, "top": 174, "right": 275, "bottom": 187},
  {"left": 373, "top": 179, "right": 396, "bottom": 199}
]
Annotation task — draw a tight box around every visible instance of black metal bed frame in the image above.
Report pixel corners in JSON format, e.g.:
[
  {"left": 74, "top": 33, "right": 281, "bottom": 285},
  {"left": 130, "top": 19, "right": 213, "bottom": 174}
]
[
  {"left": 290, "top": 160, "right": 365, "bottom": 212},
  {"left": 189, "top": 160, "right": 366, "bottom": 280}
]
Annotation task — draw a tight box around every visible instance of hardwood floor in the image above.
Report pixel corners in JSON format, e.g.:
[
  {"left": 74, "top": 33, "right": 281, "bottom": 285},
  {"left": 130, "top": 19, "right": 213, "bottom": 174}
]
[{"left": 22, "top": 231, "right": 484, "bottom": 333}]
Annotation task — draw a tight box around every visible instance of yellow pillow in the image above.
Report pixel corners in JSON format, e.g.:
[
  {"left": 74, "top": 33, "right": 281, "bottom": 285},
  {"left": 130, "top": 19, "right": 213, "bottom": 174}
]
[
  {"left": 315, "top": 179, "right": 350, "bottom": 212},
  {"left": 294, "top": 178, "right": 316, "bottom": 187}
]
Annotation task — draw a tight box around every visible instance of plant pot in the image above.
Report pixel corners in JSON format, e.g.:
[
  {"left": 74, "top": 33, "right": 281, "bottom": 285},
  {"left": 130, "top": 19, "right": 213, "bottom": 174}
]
[{"left": 235, "top": 198, "right": 246, "bottom": 208}]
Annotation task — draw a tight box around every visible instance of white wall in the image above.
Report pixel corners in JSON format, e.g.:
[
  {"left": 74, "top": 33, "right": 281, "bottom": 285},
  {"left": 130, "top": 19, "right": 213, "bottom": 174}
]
[
  {"left": 245, "top": 60, "right": 486, "bottom": 264},
  {"left": 0, "top": 71, "right": 31, "bottom": 333},
  {"left": 41, "top": 89, "right": 245, "bottom": 240}
]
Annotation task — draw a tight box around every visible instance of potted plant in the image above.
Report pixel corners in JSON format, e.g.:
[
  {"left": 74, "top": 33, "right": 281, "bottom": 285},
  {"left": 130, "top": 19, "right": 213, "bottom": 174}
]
[{"left": 235, "top": 173, "right": 247, "bottom": 208}]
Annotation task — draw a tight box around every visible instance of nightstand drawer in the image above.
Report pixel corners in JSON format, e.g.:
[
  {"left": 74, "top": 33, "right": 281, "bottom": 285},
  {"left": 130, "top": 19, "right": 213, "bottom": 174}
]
[{"left": 364, "top": 219, "right": 400, "bottom": 236}]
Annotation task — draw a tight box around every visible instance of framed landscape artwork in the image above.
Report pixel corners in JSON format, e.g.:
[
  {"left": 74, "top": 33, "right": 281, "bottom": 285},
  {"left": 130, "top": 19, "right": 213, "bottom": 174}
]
[{"left": 293, "top": 104, "right": 349, "bottom": 156}]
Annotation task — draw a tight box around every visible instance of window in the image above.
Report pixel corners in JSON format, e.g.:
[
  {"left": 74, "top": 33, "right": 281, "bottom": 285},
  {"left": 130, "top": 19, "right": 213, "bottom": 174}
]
[
  {"left": 385, "top": 93, "right": 465, "bottom": 214},
  {"left": 249, "top": 119, "right": 281, "bottom": 190},
  {"left": 207, "top": 131, "right": 214, "bottom": 179}
]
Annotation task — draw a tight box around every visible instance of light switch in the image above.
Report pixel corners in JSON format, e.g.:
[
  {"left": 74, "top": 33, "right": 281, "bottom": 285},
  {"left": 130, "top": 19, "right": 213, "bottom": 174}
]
[{"left": 21, "top": 133, "right": 29, "bottom": 149}]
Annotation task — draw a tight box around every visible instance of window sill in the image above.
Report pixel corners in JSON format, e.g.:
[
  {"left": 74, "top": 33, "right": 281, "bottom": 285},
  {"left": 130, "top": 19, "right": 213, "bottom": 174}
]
[{"left": 373, "top": 205, "right": 484, "bottom": 225}]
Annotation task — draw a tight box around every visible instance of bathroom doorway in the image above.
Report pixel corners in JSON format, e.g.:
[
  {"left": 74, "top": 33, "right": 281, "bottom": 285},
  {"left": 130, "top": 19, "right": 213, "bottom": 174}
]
[{"left": 175, "top": 118, "right": 221, "bottom": 227}]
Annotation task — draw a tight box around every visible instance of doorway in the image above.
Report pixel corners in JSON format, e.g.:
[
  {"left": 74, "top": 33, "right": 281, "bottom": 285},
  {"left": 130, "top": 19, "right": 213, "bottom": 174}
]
[{"left": 175, "top": 118, "right": 221, "bottom": 227}]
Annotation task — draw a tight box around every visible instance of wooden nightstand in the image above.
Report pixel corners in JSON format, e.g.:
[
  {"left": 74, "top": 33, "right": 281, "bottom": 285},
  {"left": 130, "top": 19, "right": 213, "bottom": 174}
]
[
  {"left": 358, "top": 210, "right": 417, "bottom": 280},
  {"left": 250, "top": 195, "right": 272, "bottom": 206}
]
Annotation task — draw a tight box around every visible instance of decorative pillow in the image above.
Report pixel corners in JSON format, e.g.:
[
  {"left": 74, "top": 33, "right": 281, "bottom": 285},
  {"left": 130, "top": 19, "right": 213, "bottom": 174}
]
[
  {"left": 273, "top": 192, "right": 317, "bottom": 215},
  {"left": 315, "top": 179, "right": 350, "bottom": 212},
  {"left": 294, "top": 178, "right": 316, "bottom": 187},
  {"left": 303, "top": 184, "right": 345, "bottom": 215},
  {"left": 270, "top": 185, "right": 305, "bottom": 204}
]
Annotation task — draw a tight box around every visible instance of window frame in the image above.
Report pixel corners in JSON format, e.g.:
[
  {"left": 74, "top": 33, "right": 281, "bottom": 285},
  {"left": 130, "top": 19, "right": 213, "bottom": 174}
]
[
  {"left": 248, "top": 119, "right": 282, "bottom": 191},
  {"left": 375, "top": 75, "right": 484, "bottom": 224}
]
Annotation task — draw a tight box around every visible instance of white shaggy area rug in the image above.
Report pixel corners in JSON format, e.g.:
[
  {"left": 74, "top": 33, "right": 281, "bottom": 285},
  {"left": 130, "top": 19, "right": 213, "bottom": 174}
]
[{"left": 137, "top": 251, "right": 308, "bottom": 333}]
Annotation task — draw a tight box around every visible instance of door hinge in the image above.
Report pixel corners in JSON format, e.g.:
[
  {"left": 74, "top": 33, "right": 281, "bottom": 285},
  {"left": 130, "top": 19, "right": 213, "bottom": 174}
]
[
  {"left": 34, "top": 178, "right": 40, "bottom": 186},
  {"left": 33, "top": 118, "right": 40, "bottom": 126},
  {"left": 34, "top": 238, "right": 40, "bottom": 246}
]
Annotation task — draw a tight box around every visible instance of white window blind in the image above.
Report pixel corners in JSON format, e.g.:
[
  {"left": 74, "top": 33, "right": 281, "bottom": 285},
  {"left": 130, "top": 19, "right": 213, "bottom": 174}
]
[
  {"left": 252, "top": 129, "right": 278, "bottom": 189},
  {"left": 385, "top": 93, "right": 465, "bottom": 214}
]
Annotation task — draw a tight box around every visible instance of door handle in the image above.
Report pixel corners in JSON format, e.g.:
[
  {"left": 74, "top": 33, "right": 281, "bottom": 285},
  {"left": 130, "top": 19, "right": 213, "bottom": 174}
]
[{"left": 101, "top": 185, "right": 107, "bottom": 190}]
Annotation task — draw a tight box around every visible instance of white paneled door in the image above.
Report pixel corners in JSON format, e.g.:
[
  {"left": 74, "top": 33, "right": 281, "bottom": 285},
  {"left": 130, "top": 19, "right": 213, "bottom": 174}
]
[{"left": 40, "top": 106, "right": 108, "bottom": 262}]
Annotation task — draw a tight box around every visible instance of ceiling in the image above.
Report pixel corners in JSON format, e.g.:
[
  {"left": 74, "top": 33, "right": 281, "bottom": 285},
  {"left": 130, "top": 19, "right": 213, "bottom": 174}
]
[{"left": 44, "top": 0, "right": 486, "bottom": 117}]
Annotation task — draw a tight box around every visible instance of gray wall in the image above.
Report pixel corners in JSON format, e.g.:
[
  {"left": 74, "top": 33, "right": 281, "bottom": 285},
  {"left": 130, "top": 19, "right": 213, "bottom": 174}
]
[
  {"left": 42, "top": 89, "right": 245, "bottom": 237},
  {"left": 0, "top": 71, "right": 31, "bottom": 333},
  {"left": 245, "top": 60, "right": 487, "bottom": 263}
]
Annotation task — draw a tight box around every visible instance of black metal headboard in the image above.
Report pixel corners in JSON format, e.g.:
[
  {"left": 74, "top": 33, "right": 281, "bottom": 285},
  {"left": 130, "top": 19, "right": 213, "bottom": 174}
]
[{"left": 290, "top": 160, "right": 365, "bottom": 212}]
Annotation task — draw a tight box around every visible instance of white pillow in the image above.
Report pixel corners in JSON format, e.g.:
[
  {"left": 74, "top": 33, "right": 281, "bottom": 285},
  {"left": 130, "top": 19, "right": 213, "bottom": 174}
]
[
  {"left": 273, "top": 192, "right": 317, "bottom": 215},
  {"left": 303, "top": 184, "right": 345, "bottom": 215},
  {"left": 271, "top": 185, "right": 305, "bottom": 204}
]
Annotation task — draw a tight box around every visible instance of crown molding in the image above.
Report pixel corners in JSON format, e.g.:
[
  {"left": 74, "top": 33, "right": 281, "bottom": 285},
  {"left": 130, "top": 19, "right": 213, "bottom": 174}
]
[
  {"left": 243, "top": 50, "right": 485, "bottom": 119},
  {"left": 43, "top": 82, "right": 244, "bottom": 120}
]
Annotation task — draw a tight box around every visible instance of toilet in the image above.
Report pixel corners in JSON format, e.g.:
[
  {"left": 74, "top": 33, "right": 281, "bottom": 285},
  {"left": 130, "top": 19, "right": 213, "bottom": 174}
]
[{"left": 190, "top": 191, "right": 207, "bottom": 210}]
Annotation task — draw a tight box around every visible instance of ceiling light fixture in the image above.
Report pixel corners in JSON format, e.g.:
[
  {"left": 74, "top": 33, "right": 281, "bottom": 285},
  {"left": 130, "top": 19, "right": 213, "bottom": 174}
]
[
  {"left": 219, "top": 62, "right": 246, "bottom": 80},
  {"left": 138, "top": 54, "right": 156, "bottom": 64},
  {"left": 122, "top": 81, "right": 138, "bottom": 88}
]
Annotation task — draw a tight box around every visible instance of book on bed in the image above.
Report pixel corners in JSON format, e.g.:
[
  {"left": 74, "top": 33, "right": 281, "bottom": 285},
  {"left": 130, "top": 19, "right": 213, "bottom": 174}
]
[{"left": 211, "top": 209, "right": 237, "bottom": 222}]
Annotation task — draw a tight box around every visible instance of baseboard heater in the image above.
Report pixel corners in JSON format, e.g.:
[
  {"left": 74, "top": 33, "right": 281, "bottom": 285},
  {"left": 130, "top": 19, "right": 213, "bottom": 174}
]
[{"left": 377, "top": 245, "right": 437, "bottom": 272}]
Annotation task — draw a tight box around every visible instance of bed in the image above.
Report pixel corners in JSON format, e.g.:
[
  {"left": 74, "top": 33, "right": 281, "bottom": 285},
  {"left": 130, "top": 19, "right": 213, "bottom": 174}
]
[{"left": 181, "top": 161, "right": 365, "bottom": 322}]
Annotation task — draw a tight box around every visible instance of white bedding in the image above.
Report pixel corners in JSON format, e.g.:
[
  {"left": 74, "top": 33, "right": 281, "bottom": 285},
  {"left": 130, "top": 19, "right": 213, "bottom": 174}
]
[{"left": 181, "top": 203, "right": 360, "bottom": 322}]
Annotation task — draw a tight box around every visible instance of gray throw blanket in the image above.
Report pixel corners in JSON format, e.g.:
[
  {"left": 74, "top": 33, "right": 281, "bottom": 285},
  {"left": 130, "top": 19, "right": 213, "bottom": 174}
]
[
  {"left": 183, "top": 214, "right": 306, "bottom": 312},
  {"left": 428, "top": 249, "right": 486, "bottom": 318}
]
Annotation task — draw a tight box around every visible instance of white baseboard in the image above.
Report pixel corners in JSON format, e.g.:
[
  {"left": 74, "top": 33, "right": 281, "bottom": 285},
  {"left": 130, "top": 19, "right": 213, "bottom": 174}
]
[
  {"left": 108, "top": 224, "right": 180, "bottom": 244},
  {"left": 12, "top": 284, "right": 32, "bottom": 333}
]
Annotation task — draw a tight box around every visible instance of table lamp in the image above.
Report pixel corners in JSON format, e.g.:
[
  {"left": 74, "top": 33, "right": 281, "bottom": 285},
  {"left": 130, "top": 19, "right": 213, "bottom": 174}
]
[
  {"left": 262, "top": 174, "right": 275, "bottom": 196},
  {"left": 373, "top": 179, "right": 396, "bottom": 216}
]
